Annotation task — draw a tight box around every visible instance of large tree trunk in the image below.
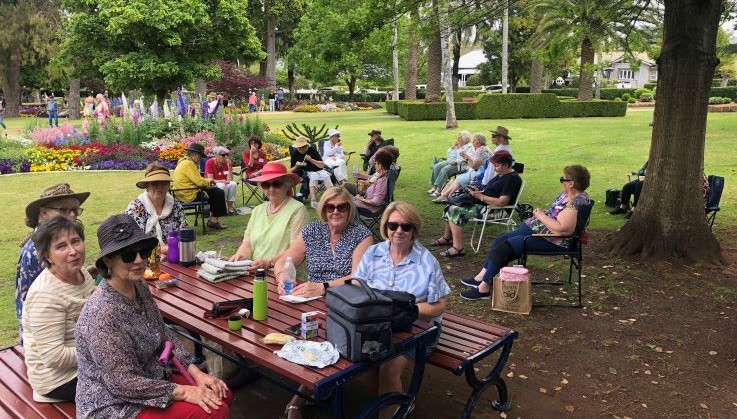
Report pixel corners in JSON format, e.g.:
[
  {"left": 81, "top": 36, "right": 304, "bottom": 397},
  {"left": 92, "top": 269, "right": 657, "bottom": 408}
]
[
  {"left": 266, "top": 14, "right": 277, "bottom": 88},
  {"left": 452, "top": 27, "right": 461, "bottom": 90},
  {"left": 441, "top": 6, "right": 457, "bottom": 128},
  {"left": 577, "top": 37, "right": 594, "bottom": 101},
  {"left": 426, "top": 0, "right": 442, "bottom": 102},
  {"left": 607, "top": 0, "right": 723, "bottom": 264},
  {"left": 68, "top": 78, "right": 81, "bottom": 120},
  {"left": 404, "top": 8, "right": 419, "bottom": 100},
  {"left": 345, "top": 75, "right": 356, "bottom": 101},
  {"left": 5, "top": 50, "right": 22, "bottom": 117},
  {"left": 531, "top": 59, "right": 543, "bottom": 93}
]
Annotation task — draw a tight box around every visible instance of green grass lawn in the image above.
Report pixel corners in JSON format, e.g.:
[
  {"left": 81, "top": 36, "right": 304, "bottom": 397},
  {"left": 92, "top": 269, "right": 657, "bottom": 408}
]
[{"left": 1, "top": 109, "right": 734, "bottom": 346}]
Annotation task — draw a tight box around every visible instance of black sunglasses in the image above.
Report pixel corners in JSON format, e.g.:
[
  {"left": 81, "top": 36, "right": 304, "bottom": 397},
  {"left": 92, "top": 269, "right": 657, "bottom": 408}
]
[
  {"left": 559, "top": 177, "right": 573, "bottom": 183},
  {"left": 119, "top": 246, "right": 155, "bottom": 263},
  {"left": 325, "top": 203, "right": 350, "bottom": 213},
  {"left": 261, "top": 180, "right": 284, "bottom": 189},
  {"left": 387, "top": 222, "right": 415, "bottom": 232}
]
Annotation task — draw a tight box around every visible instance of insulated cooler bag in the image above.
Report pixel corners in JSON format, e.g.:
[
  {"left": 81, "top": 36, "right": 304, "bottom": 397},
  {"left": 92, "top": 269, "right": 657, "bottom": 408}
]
[{"left": 326, "top": 279, "right": 394, "bottom": 362}]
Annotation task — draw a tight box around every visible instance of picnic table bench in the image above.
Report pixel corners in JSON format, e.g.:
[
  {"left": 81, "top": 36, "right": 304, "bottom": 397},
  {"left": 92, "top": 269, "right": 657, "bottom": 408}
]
[{"left": 0, "top": 345, "right": 75, "bottom": 419}]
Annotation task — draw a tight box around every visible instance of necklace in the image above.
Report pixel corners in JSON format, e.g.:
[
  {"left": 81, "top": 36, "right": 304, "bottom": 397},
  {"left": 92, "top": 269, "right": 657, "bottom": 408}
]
[{"left": 266, "top": 198, "right": 288, "bottom": 215}]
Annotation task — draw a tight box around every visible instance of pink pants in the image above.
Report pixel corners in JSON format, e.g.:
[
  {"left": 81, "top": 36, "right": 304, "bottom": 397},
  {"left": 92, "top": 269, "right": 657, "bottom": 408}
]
[{"left": 137, "top": 374, "right": 232, "bottom": 419}]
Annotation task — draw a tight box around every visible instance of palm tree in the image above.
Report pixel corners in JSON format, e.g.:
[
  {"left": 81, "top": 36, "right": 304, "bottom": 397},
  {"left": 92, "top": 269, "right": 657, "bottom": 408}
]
[{"left": 532, "top": 0, "right": 656, "bottom": 100}]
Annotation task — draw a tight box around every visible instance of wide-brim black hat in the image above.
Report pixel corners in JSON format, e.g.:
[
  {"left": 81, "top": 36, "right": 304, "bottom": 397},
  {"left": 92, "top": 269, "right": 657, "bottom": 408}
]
[
  {"left": 95, "top": 214, "right": 159, "bottom": 272},
  {"left": 185, "top": 143, "right": 206, "bottom": 156}
]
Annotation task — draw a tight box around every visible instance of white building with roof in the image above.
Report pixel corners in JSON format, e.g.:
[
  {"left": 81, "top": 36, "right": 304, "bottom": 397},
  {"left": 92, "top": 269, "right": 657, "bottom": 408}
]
[
  {"left": 598, "top": 52, "right": 658, "bottom": 88},
  {"left": 457, "top": 49, "right": 488, "bottom": 87}
]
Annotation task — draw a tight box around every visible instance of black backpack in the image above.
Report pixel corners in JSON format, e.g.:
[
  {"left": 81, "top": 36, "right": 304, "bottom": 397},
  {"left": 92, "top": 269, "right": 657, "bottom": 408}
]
[{"left": 605, "top": 189, "right": 621, "bottom": 207}]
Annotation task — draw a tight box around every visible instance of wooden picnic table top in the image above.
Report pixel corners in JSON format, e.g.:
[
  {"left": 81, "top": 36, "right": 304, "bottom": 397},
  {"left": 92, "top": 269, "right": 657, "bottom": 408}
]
[{"left": 149, "top": 262, "right": 431, "bottom": 393}]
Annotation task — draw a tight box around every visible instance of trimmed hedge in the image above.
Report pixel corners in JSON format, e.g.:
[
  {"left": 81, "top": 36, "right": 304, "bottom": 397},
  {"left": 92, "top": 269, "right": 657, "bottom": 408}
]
[
  {"left": 385, "top": 100, "right": 399, "bottom": 114},
  {"left": 389, "top": 93, "right": 627, "bottom": 120},
  {"left": 447, "top": 90, "right": 487, "bottom": 102}
]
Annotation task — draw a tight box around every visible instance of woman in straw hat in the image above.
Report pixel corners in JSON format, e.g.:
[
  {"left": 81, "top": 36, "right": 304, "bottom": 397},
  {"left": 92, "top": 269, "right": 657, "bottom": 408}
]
[
  {"left": 22, "top": 215, "right": 95, "bottom": 403},
  {"left": 125, "top": 163, "right": 188, "bottom": 256},
  {"left": 172, "top": 143, "right": 228, "bottom": 230},
  {"left": 290, "top": 136, "right": 333, "bottom": 209},
  {"left": 16, "top": 183, "right": 90, "bottom": 334},
  {"left": 229, "top": 161, "right": 309, "bottom": 271},
  {"left": 76, "top": 214, "right": 231, "bottom": 419}
]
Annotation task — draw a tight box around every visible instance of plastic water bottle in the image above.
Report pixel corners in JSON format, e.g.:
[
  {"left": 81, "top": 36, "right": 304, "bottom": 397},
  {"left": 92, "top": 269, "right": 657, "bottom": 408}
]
[
  {"left": 282, "top": 257, "right": 296, "bottom": 295},
  {"left": 167, "top": 230, "right": 179, "bottom": 264},
  {"left": 352, "top": 164, "right": 359, "bottom": 179},
  {"left": 252, "top": 269, "right": 268, "bottom": 321}
]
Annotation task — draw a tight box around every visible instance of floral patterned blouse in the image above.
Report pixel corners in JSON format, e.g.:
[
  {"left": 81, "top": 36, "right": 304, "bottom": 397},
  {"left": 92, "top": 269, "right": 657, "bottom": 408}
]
[
  {"left": 525, "top": 192, "right": 590, "bottom": 248},
  {"left": 75, "top": 280, "right": 194, "bottom": 419},
  {"left": 302, "top": 220, "right": 372, "bottom": 283},
  {"left": 125, "top": 198, "right": 188, "bottom": 243},
  {"left": 16, "top": 236, "right": 44, "bottom": 333}
]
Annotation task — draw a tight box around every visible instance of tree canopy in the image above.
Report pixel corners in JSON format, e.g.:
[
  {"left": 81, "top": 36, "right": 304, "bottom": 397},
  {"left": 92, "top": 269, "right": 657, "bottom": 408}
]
[{"left": 59, "top": 0, "right": 264, "bottom": 98}]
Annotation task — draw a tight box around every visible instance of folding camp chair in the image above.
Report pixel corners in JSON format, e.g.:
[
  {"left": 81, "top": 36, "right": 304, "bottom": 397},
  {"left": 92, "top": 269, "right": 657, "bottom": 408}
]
[
  {"left": 358, "top": 166, "right": 400, "bottom": 241},
  {"left": 361, "top": 138, "right": 394, "bottom": 173},
  {"left": 170, "top": 187, "right": 209, "bottom": 235},
  {"left": 518, "top": 200, "right": 595, "bottom": 308},
  {"left": 470, "top": 180, "right": 526, "bottom": 254},
  {"left": 705, "top": 175, "right": 724, "bottom": 229}
]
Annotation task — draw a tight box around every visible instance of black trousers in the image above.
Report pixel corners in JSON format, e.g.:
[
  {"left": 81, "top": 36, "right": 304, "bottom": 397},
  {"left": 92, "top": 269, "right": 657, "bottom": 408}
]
[
  {"left": 204, "top": 187, "right": 228, "bottom": 217},
  {"left": 621, "top": 179, "right": 644, "bottom": 207},
  {"left": 44, "top": 377, "right": 77, "bottom": 401}
]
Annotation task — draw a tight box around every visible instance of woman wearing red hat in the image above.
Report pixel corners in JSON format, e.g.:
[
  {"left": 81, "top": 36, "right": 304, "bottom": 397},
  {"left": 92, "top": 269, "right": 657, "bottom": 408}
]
[{"left": 229, "top": 162, "right": 309, "bottom": 271}]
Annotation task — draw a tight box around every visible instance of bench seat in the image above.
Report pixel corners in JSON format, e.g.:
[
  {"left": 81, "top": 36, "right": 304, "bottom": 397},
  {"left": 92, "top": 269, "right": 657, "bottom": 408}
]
[
  {"left": 428, "top": 312, "right": 518, "bottom": 418},
  {"left": 0, "top": 345, "right": 76, "bottom": 419}
]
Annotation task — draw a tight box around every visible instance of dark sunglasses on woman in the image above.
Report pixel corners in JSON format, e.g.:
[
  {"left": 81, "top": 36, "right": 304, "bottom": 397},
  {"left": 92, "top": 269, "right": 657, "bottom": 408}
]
[
  {"left": 119, "top": 246, "right": 155, "bottom": 263},
  {"left": 261, "top": 180, "right": 284, "bottom": 189},
  {"left": 325, "top": 203, "right": 350, "bottom": 213},
  {"left": 387, "top": 222, "right": 414, "bottom": 232}
]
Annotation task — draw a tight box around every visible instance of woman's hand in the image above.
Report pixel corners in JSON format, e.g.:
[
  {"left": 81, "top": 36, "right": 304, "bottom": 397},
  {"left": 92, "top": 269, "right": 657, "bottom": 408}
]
[
  {"left": 532, "top": 208, "right": 545, "bottom": 219},
  {"left": 291, "top": 281, "right": 325, "bottom": 298},
  {"left": 248, "top": 259, "right": 271, "bottom": 271},
  {"left": 228, "top": 253, "right": 247, "bottom": 262},
  {"left": 193, "top": 373, "right": 229, "bottom": 401},
  {"left": 172, "top": 384, "right": 223, "bottom": 414}
]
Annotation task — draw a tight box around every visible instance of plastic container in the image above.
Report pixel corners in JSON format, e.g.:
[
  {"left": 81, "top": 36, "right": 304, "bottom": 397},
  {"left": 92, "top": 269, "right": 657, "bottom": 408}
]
[
  {"left": 499, "top": 265, "right": 529, "bottom": 281},
  {"left": 167, "top": 229, "right": 179, "bottom": 264},
  {"left": 282, "top": 257, "right": 296, "bottom": 295},
  {"left": 352, "top": 164, "right": 359, "bottom": 179},
  {"left": 252, "top": 269, "right": 268, "bottom": 321}
]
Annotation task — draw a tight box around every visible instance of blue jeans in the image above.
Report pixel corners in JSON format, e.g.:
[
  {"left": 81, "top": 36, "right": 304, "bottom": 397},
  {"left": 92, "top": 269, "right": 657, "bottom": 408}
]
[
  {"left": 48, "top": 110, "right": 58, "bottom": 127},
  {"left": 481, "top": 223, "right": 567, "bottom": 284},
  {"left": 0, "top": 114, "right": 6, "bottom": 129}
]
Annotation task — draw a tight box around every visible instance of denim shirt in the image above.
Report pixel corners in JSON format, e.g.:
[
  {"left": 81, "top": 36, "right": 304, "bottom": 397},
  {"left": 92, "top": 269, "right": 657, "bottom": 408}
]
[{"left": 16, "top": 237, "right": 44, "bottom": 333}]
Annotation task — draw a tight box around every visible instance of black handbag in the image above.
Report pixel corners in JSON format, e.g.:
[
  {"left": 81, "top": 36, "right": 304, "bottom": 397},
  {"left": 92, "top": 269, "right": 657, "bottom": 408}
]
[
  {"left": 448, "top": 189, "right": 480, "bottom": 206},
  {"left": 204, "top": 298, "right": 253, "bottom": 318}
]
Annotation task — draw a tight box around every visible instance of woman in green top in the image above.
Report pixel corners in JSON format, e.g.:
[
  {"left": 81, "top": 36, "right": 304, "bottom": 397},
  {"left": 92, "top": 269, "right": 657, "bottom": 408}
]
[{"left": 229, "top": 162, "right": 309, "bottom": 271}]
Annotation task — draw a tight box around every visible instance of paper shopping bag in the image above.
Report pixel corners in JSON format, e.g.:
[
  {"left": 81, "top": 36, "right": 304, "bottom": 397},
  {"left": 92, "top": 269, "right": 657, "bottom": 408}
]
[{"left": 491, "top": 266, "right": 531, "bottom": 315}]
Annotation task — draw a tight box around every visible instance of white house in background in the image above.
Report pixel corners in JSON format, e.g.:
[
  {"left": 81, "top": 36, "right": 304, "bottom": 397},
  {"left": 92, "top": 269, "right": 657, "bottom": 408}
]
[
  {"left": 598, "top": 52, "right": 658, "bottom": 88},
  {"left": 457, "top": 49, "right": 488, "bottom": 87}
]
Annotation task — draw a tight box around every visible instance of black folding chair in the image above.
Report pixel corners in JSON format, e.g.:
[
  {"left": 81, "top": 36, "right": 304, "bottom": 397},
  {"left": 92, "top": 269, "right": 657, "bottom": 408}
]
[
  {"left": 358, "top": 166, "right": 400, "bottom": 241},
  {"left": 519, "top": 200, "right": 595, "bottom": 308},
  {"left": 705, "top": 175, "right": 724, "bottom": 229},
  {"left": 170, "top": 187, "right": 209, "bottom": 235},
  {"left": 361, "top": 138, "right": 394, "bottom": 173}
]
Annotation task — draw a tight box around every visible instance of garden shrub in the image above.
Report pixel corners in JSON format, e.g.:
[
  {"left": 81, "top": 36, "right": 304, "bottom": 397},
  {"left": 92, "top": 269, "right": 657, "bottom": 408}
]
[
  {"left": 556, "top": 100, "right": 628, "bottom": 117},
  {"left": 644, "top": 82, "right": 657, "bottom": 90},
  {"left": 627, "top": 97, "right": 636, "bottom": 104},
  {"left": 385, "top": 100, "right": 399, "bottom": 114},
  {"left": 447, "top": 91, "right": 486, "bottom": 102},
  {"left": 293, "top": 104, "right": 320, "bottom": 113},
  {"left": 709, "top": 87, "right": 737, "bottom": 100},
  {"left": 639, "top": 92, "right": 654, "bottom": 102},
  {"left": 614, "top": 97, "right": 623, "bottom": 102},
  {"left": 621, "top": 93, "right": 632, "bottom": 101},
  {"left": 633, "top": 88, "right": 653, "bottom": 99},
  {"left": 475, "top": 93, "right": 560, "bottom": 119}
]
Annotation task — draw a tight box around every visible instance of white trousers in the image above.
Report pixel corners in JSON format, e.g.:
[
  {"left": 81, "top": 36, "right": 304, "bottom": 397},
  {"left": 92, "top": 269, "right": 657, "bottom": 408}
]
[{"left": 215, "top": 181, "right": 238, "bottom": 203}]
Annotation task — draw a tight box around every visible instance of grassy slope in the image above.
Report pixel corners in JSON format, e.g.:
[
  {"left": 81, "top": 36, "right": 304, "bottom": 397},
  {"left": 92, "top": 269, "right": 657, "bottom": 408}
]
[{"left": 0, "top": 109, "right": 734, "bottom": 345}]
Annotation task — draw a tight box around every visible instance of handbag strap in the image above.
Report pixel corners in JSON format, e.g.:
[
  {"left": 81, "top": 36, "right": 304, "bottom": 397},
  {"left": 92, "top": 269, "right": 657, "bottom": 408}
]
[{"left": 354, "top": 278, "right": 380, "bottom": 301}]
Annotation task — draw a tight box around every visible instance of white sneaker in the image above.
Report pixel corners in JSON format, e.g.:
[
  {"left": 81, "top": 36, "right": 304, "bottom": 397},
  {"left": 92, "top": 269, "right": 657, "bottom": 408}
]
[
  {"left": 311, "top": 201, "right": 319, "bottom": 209},
  {"left": 427, "top": 188, "right": 436, "bottom": 194},
  {"left": 430, "top": 191, "right": 440, "bottom": 198},
  {"left": 433, "top": 196, "right": 448, "bottom": 203}
]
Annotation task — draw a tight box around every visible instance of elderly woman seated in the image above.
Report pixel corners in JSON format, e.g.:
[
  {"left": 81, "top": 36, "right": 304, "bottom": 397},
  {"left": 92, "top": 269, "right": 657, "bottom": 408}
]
[
  {"left": 205, "top": 146, "right": 238, "bottom": 215},
  {"left": 459, "top": 165, "right": 590, "bottom": 301},
  {"left": 75, "top": 214, "right": 231, "bottom": 419},
  {"left": 23, "top": 215, "right": 95, "bottom": 402},
  {"left": 353, "top": 150, "right": 394, "bottom": 215},
  {"left": 172, "top": 143, "right": 228, "bottom": 229},
  {"left": 322, "top": 129, "right": 348, "bottom": 183},
  {"left": 428, "top": 130, "right": 472, "bottom": 196},
  {"left": 433, "top": 132, "right": 492, "bottom": 203},
  {"left": 431, "top": 151, "right": 521, "bottom": 258},
  {"left": 125, "top": 163, "right": 188, "bottom": 257},
  {"left": 276, "top": 186, "right": 373, "bottom": 418},
  {"left": 354, "top": 201, "right": 451, "bottom": 419}
]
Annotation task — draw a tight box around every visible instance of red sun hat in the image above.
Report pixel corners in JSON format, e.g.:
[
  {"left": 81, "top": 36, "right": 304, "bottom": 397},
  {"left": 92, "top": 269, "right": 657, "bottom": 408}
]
[{"left": 248, "top": 162, "right": 301, "bottom": 185}]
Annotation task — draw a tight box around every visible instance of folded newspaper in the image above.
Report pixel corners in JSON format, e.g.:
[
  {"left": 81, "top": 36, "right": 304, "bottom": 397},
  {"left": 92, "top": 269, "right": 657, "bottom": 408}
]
[{"left": 196, "top": 258, "right": 252, "bottom": 283}]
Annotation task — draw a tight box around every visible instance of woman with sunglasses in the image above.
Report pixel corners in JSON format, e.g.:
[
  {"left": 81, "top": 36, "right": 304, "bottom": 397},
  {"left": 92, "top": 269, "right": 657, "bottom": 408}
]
[
  {"left": 125, "top": 163, "right": 188, "bottom": 257},
  {"left": 460, "top": 165, "right": 591, "bottom": 300},
  {"left": 205, "top": 146, "right": 238, "bottom": 215},
  {"left": 229, "top": 162, "right": 309, "bottom": 271},
  {"left": 275, "top": 186, "right": 373, "bottom": 298},
  {"left": 22, "top": 215, "right": 95, "bottom": 402},
  {"left": 353, "top": 201, "right": 451, "bottom": 419},
  {"left": 76, "top": 214, "right": 231, "bottom": 419}
]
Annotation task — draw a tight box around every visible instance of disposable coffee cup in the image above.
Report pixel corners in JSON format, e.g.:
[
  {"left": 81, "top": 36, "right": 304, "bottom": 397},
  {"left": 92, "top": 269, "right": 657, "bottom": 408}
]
[{"left": 228, "top": 315, "right": 243, "bottom": 331}]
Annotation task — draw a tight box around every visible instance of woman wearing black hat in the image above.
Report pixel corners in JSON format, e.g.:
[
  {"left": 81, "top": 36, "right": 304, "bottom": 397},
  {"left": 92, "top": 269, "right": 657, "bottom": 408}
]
[
  {"left": 172, "top": 143, "right": 228, "bottom": 230},
  {"left": 75, "top": 214, "right": 231, "bottom": 419}
]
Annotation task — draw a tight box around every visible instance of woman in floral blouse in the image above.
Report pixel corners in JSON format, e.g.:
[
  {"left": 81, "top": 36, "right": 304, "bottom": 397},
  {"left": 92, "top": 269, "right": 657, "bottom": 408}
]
[
  {"left": 125, "top": 163, "right": 188, "bottom": 257},
  {"left": 459, "top": 165, "right": 591, "bottom": 301},
  {"left": 75, "top": 214, "right": 231, "bottom": 419}
]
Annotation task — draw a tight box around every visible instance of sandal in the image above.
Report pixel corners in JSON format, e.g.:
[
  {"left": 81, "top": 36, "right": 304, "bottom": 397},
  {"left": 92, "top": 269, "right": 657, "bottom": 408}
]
[
  {"left": 207, "top": 221, "right": 227, "bottom": 230},
  {"left": 284, "top": 404, "right": 303, "bottom": 419},
  {"left": 440, "top": 246, "right": 465, "bottom": 258},
  {"left": 430, "top": 236, "right": 452, "bottom": 246}
]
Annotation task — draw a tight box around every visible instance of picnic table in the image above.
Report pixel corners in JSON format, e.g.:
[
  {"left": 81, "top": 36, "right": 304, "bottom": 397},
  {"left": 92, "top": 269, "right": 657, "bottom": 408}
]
[{"left": 149, "top": 262, "right": 438, "bottom": 418}]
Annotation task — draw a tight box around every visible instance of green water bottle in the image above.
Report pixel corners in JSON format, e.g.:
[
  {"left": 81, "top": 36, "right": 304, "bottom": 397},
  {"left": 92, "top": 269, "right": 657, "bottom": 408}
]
[{"left": 252, "top": 268, "right": 268, "bottom": 321}]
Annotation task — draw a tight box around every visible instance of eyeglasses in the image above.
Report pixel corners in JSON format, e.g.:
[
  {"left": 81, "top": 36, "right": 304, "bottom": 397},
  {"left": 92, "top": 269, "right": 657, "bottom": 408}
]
[
  {"left": 261, "top": 180, "right": 284, "bottom": 189},
  {"left": 119, "top": 246, "right": 155, "bottom": 263},
  {"left": 325, "top": 203, "right": 350, "bottom": 213},
  {"left": 148, "top": 181, "right": 170, "bottom": 187},
  {"left": 45, "top": 207, "right": 84, "bottom": 216},
  {"left": 559, "top": 177, "right": 574, "bottom": 183},
  {"left": 387, "top": 222, "right": 415, "bottom": 232}
]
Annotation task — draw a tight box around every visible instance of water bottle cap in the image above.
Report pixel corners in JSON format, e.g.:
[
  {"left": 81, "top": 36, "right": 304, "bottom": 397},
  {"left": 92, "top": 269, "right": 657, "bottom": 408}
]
[
  {"left": 179, "top": 228, "right": 195, "bottom": 241},
  {"left": 168, "top": 229, "right": 178, "bottom": 237}
]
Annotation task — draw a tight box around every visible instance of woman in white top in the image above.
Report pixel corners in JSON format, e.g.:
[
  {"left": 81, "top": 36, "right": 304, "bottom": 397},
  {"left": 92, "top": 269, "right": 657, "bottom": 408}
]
[
  {"left": 22, "top": 215, "right": 95, "bottom": 402},
  {"left": 322, "top": 128, "right": 348, "bottom": 183}
]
